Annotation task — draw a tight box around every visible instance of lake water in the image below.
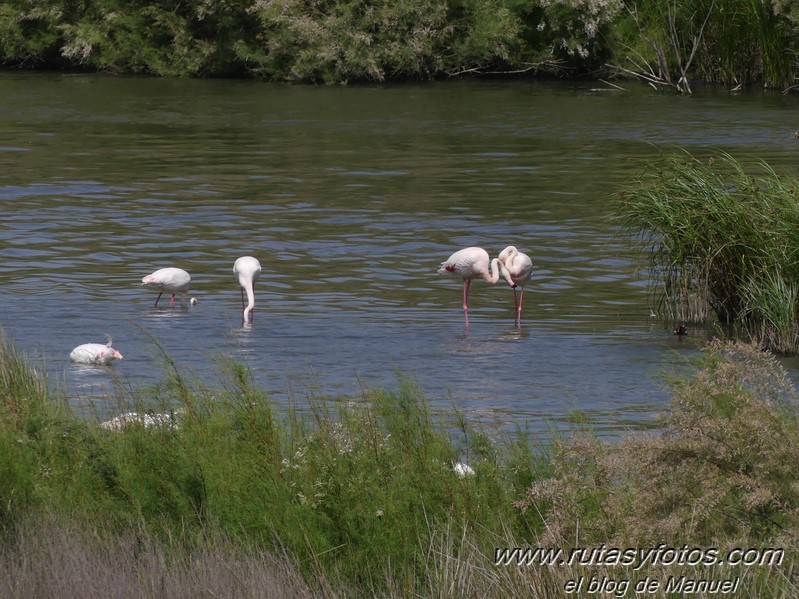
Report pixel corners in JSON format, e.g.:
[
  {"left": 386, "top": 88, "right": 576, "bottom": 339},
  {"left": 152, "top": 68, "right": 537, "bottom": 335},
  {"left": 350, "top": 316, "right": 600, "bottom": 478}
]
[{"left": 1, "top": 74, "right": 797, "bottom": 438}]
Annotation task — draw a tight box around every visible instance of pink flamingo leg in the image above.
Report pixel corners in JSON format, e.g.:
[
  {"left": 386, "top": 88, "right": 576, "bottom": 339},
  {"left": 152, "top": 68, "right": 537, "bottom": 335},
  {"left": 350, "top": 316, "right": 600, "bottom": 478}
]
[
  {"left": 169, "top": 293, "right": 176, "bottom": 307},
  {"left": 516, "top": 287, "right": 525, "bottom": 325},
  {"left": 154, "top": 292, "right": 163, "bottom": 307},
  {"left": 462, "top": 278, "right": 471, "bottom": 327}
]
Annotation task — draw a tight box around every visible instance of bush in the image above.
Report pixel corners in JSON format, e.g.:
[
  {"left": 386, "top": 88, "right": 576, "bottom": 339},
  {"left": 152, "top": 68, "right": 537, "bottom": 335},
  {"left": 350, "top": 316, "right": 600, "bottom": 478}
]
[
  {"left": 615, "top": 149, "right": 799, "bottom": 353},
  {"left": 520, "top": 340, "right": 799, "bottom": 547}
]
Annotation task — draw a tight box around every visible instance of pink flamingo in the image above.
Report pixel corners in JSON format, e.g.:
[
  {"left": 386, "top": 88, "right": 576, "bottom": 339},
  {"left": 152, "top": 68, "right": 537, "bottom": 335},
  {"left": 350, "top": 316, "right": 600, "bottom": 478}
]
[
  {"left": 233, "top": 256, "right": 262, "bottom": 323},
  {"left": 141, "top": 267, "right": 191, "bottom": 307},
  {"left": 70, "top": 335, "right": 124, "bottom": 365},
  {"left": 437, "top": 247, "right": 501, "bottom": 326},
  {"left": 498, "top": 246, "right": 533, "bottom": 325}
]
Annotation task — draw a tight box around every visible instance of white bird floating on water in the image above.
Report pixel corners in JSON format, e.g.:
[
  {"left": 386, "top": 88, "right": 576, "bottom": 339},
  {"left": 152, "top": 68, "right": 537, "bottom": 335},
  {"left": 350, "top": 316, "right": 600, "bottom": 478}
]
[
  {"left": 233, "top": 256, "right": 262, "bottom": 323},
  {"left": 70, "top": 336, "right": 124, "bottom": 365},
  {"left": 141, "top": 267, "right": 193, "bottom": 307},
  {"left": 100, "top": 411, "right": 180, "bottom": 431}
]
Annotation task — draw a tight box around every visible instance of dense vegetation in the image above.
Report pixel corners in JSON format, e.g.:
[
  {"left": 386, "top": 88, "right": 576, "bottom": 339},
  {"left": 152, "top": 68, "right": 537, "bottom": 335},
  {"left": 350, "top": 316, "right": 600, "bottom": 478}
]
[
  {"left": 0, "top": 330, "right": 798, "bottom": 597},
  {"left": 616, "top": 149, "right": 799, "bottom": 354},
  {"left": 2, "top": 0, "right": 799, "bottom": 88}
]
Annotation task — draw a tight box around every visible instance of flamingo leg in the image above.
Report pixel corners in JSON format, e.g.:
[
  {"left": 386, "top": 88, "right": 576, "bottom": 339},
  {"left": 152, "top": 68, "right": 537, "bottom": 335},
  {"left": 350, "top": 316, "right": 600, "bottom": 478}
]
[
  {"left": 169, "top": 293, "right": 176, "bottom": 308},
  {"left": 241, "top": 288, "right": 245, "bottom": 310},
  {"left": 154, "top": 292, "right": 163, "bottom": 307},
  {"left": 462, "top": 278, "right": 471, "bottom": 327},
  {"left": 516, "top": 286, "right": 525, "bottom": 325}
]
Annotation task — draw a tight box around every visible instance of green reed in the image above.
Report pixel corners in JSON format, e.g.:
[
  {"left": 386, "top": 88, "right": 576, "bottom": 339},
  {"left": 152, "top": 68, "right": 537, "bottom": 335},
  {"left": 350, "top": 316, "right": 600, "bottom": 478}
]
[{"left": 615, "top": 149, "right": 799, "bottom": 352}]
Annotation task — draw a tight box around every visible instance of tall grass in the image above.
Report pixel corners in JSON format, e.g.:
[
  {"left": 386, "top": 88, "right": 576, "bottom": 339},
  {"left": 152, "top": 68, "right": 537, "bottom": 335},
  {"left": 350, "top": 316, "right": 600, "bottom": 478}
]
[
  {"left": 0, "top": 512, "right": 316, "bottom": 599},
  {"left": 610, "top": 0, "right": 797, "bottom": 91},
  {"left": 615, "top": 149, "right": 799, "bottom": 353},
  {"left": 0, "top": 330, "right": 545, "bottom": 595},
  {"left": 2, "top": 331, "right": 799, "bottom": 596}
]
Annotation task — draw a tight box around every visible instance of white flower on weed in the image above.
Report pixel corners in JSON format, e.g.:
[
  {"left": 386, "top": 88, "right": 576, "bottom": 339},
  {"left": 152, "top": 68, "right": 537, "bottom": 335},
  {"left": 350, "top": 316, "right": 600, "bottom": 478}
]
[
  {"left": 100, "top": 411, "right": 181, "bottom": 431},
  {"left": 375, "top": 509, "right": 384, "bottom": 518},
  {"left": 297, "top": 492, "right": 307, "bottom": 505},
  {"left": 313, "top": 479, "right": 328, "bottom": 500},
  {"left": 326, "top": 421, "right": 354, "bottom": 454}
]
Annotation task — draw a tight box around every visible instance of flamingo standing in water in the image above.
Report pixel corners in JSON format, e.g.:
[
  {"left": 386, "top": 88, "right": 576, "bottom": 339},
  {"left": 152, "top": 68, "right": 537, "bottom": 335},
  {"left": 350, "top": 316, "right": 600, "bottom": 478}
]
[
  {"left": 70, "top": 335, "right": 124, "bottom": 365},
  {"left": 498, "top": 246, "right": 533, "bottom": 325},
  {"left": 233, "top": 256, "right": 262, "bottom": 323},
  {"left": 141, "top": 267, "right": 191, "bottom": 307},
  {"left": 437, "top": 246, "right": 501, "bottom": 326}
]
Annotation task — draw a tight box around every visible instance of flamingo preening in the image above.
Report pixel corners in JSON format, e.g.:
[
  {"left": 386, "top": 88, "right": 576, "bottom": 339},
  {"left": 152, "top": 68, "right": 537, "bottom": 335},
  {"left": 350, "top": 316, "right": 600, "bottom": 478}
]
[
  {"left": 141, "top": 267, "right": 191, "bottom": 307},
  {"left": 497, "top": 246, "right": 533, "bottom": 325},
  {"left": 233, "top": 256, "right": 262, "bottom": 323},
  {"left": 437, "top": 246, "right": 501, "bottom": 326},
  {"left": 70, "top": 335, "right": 124, "bottom": 365}
]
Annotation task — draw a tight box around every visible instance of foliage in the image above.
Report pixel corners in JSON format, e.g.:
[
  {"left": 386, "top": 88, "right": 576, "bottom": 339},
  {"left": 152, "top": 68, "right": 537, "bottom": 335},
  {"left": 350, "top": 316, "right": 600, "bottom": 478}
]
[
  {"left": 0, "top": 331, "right": 541, "bottom": 594},
  {"left": 244, "top": 0, "right": 521, "bottom": 82},
  {"left": 612, "top": 0, "right": 796, "bottom": 91},
  {"left": 0, "top": 0, "right": 521, "bottom": 82},
  {"left": 2, "top": 0, "right": 798, "bottom": 86},
  {"left": 614, "top": 149, "right": 799, "bottom": 353},
  {"left": 520, "top": 0, "right": 623, "bottom": 68},
  {"left": 519, "top": 341, "right": 799, "bottom": 549},
  {"left": 3, "top": 334, "right": 799, "bottom": 596}
]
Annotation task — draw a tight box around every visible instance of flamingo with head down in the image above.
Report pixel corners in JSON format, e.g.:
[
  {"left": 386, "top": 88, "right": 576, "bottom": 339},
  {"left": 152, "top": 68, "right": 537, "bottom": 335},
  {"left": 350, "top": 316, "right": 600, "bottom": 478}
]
[
  {"left": 497, "top": 245, "right": 533, "bottom": 325},
  {"left": 233, "top": 256, "right": 262, "bottom": 323},
  {"left": 437, "top": 246, "right": 502, "bottom": 326},
  {"left": 141, "top": 267, "right": 192, "bottom": 307}
]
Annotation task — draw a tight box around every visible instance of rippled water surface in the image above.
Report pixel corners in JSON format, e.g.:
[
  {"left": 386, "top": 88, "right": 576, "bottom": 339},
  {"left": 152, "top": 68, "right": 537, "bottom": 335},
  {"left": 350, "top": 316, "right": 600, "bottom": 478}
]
[{"left": 1, "top": 74, "right": 797, "bottom": 437}]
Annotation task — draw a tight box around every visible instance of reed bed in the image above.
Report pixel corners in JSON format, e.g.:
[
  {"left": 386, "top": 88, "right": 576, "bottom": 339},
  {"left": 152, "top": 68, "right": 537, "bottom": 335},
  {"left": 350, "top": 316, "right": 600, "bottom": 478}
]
[
  {"left": 1, "top": 332, "right": 798, "bottom": 597},
  {"left": 615, "top": 149, "right": 799, "bottom": 353}
]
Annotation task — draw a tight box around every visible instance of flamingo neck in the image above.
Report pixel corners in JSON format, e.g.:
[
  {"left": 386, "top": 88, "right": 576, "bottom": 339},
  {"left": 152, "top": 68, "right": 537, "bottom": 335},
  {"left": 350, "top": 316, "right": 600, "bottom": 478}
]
[
  {"left": 485, "top": 258, "right": 502, "bottom": 284},
  {"left": 497, "top": 259, "right": 514, "bottom": 287},
  {"left": 242, "top": 280, "right": 256, "bottom": 321}
]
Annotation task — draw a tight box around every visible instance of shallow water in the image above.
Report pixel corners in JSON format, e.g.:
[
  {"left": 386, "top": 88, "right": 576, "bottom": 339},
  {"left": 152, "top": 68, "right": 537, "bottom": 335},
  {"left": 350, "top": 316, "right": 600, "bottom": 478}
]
[{"left": 1, "top": 74, "right": 797, "bottom": 438}]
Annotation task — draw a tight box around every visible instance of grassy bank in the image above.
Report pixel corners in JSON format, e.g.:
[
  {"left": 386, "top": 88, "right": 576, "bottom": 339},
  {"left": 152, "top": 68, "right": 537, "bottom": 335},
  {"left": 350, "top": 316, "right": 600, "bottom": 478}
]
[
  {"left": 615, "top": 149, "right": 799, "bottom": 353},
  {"left": 0, "top": 332, "right": 798, "bottom": 597},
  {"left": 1, "top": 0, "right": 798, "bottom": 88}
]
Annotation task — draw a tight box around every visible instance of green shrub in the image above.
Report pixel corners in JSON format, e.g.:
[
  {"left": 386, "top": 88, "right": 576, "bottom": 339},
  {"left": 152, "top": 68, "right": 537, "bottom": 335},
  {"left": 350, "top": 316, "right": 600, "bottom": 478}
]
[
  {"left": 519, "top": 341, "right": 799, "bottom": 549},
  {"left": 612, "top": 0, "right": 796, "bottom": 90},
  {"left": 615, "top": 149, "right": 799, "bottom": 353}
]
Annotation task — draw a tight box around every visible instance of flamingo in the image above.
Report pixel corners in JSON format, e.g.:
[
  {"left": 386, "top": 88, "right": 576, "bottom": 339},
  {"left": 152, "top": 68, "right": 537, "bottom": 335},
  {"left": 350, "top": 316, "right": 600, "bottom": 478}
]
[
  {"left": 141, "top": 267, "right": 191, "bottom": 307},
  {"left": 70, "top": 335, "right": 124, "bottom": 365},
  {"left": 437, "top": 247, "right": 501, "bottom": 326},
  {"left": 498, "top": 246, "right": 533, "bottom": 325},
  {"left": 233, "top": 256, "right": 262, "bottom": 323}
]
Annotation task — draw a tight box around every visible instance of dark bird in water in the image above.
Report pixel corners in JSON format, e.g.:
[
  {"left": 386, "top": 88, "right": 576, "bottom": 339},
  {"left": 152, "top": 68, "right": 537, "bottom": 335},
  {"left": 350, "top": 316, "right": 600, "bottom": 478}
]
[{"left": 673, "top": 322, "right": 688, "bottom": 336}]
